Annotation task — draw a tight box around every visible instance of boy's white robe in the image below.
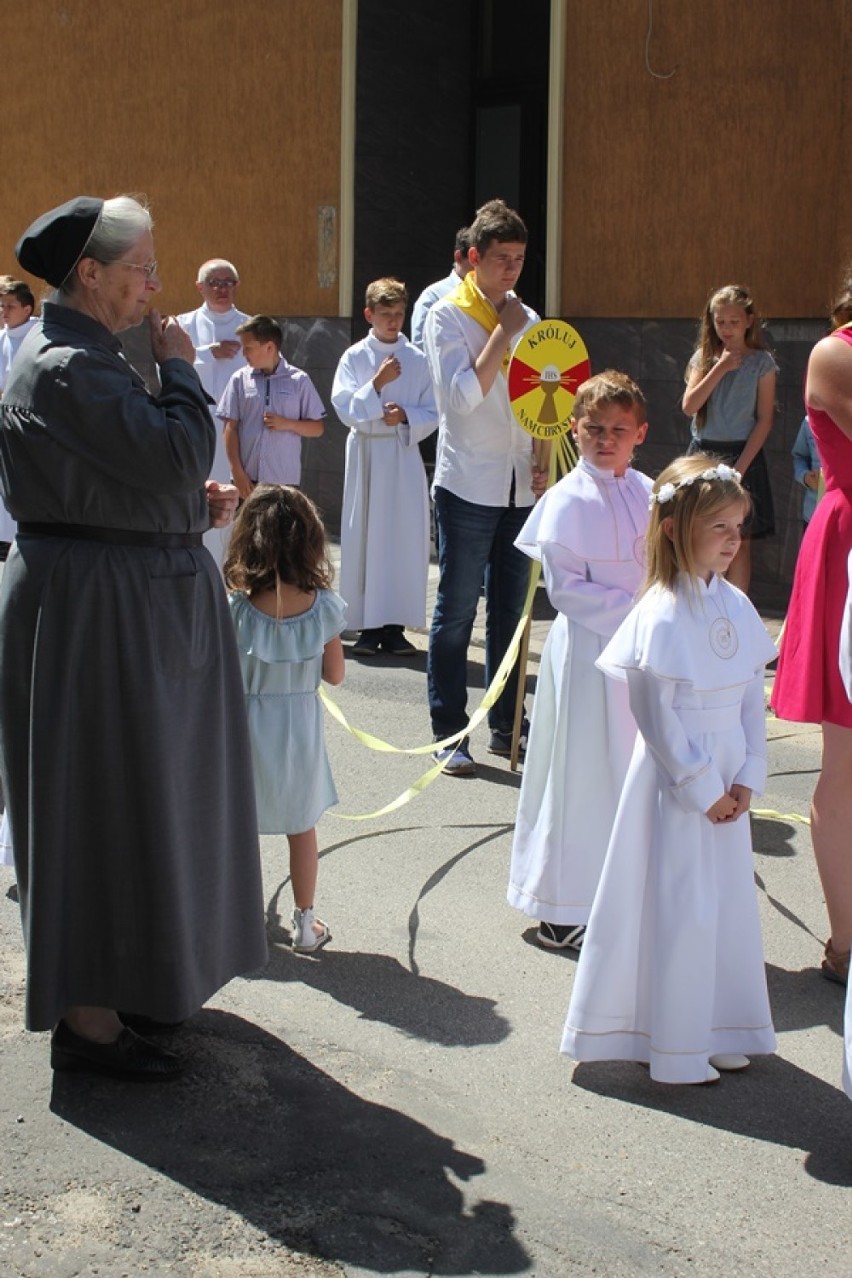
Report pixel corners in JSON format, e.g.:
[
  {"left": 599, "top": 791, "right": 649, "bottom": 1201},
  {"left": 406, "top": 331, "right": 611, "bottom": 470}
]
[
  {"left": 508, "top": 459, "right": 652, "bottom": 924},
  {"left": 561, "top": 577, "right": 777, "bottom": 1084},
  {"left": 176, "top": 303, "right": 249, "bottom": 568},
  {"left": 331, "top": 332, "right": 437, "bottom": 629}
]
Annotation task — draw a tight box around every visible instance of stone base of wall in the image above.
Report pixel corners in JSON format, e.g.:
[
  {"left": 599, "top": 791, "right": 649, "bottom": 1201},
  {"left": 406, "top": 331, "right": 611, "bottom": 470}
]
[{"left": 570, "top": 317, "right": 825, "bottom": 614}]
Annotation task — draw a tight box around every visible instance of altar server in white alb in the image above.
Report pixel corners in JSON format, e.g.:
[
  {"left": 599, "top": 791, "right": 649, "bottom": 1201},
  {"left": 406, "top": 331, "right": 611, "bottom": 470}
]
[
  {"left": 508, "top": 371, "right": 651, "bottom": 951},
  {"left": 562, "top": 456, "right": 777, "bottom": 1085},
  {"left": 331, "top": 278, "right": 437, "bottom": 657},
  {"left": 0, "top": 280, "right": 39, "bottom": 558},
  {"left": 0, "top": 279, "right": 39, "bottom": 394},
  {"left": 178, "top": 259, "right": 249, "bottom": 565}
]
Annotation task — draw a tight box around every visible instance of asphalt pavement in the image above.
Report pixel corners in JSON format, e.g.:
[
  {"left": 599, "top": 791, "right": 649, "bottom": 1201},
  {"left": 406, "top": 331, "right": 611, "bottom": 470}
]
[{"left": 0, "top": 553, "right": 847, "bottom": 1278}]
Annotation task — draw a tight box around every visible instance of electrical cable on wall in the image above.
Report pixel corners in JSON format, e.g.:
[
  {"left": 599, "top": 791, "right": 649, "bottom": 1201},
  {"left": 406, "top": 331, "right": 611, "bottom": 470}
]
[{"left": 645, "top": 0, "right": 677, "bottom": 79}]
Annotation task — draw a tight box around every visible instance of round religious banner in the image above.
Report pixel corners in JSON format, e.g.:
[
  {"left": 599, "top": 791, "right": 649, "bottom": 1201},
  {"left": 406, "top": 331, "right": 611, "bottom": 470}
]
[{"left": 508, "top": 321, "right": 591, "bottom": 439}]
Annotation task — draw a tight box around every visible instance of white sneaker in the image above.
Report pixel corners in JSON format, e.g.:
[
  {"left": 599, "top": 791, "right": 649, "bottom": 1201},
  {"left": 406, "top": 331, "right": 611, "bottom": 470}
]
[
  {"left": 709, "top": 1053, "right": 750, "bottom": 1072},
  {"left": 291, "top": 906, "right": 331, "bottom": 954}
]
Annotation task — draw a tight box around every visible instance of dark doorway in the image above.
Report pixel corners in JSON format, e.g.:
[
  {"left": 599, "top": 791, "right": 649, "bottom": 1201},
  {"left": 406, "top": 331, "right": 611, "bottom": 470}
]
[{"left": 354, "top": 0, "right": 551, "bottom": 324}]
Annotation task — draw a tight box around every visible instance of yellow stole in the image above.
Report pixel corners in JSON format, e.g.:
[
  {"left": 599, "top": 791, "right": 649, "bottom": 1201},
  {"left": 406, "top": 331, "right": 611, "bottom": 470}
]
[{"left": 447, "top": 271, "right": 511, "bottom": 373}]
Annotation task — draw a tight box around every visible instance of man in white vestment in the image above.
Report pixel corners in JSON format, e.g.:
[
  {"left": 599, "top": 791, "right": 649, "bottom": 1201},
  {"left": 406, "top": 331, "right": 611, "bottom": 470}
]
[{"left": 178, "top": 259, "right": 249, "bottom": 565}]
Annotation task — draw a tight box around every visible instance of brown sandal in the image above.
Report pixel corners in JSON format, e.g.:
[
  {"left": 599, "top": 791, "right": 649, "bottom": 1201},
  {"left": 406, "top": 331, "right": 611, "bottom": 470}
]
[{"left": 821, "top": 939, "right": 850, "bottom": 986}]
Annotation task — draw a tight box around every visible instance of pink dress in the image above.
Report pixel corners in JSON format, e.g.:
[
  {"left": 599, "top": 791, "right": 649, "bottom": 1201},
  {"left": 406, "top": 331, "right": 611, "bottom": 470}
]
[{"left": 772, "top": 326, "right": 852, "bottom": 727}]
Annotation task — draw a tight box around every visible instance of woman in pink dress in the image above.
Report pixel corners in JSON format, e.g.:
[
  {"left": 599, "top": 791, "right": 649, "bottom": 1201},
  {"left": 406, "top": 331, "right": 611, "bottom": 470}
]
[{"left": 772, "top": 280, "right": 852, "bottom": 987}]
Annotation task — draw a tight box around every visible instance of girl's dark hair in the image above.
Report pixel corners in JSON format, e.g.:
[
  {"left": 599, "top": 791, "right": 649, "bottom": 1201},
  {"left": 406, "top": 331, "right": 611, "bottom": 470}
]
[{"left": 223, "top": 484, "right": 333, "bottom": 595}]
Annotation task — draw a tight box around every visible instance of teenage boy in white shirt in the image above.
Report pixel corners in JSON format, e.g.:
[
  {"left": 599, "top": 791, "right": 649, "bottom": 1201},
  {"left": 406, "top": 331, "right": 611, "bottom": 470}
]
[{"left": 423, "top": 199, "right": 544, "bottom": 775}]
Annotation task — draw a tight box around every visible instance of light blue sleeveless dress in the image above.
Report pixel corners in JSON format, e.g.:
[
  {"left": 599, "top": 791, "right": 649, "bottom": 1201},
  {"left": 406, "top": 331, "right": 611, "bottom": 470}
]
[{"left": 229, "top": 589, "right": 347, "bottom": 834}]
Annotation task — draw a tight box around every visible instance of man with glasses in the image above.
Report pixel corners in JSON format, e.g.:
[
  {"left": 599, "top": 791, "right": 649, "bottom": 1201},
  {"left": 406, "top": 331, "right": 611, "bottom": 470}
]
[{"left": 178, "top": 259, "right": 249, "bottom": 564}]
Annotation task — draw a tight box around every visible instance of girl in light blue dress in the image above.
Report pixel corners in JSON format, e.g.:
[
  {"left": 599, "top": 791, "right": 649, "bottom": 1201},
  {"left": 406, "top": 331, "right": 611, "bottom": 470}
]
[{"left": 224, "top": 485, "right": 346, "bottom": 953}]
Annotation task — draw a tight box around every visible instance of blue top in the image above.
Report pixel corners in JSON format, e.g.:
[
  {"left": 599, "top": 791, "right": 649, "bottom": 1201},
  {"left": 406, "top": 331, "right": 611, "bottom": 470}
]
[
  {"left": 791, "top": 416, "right": 822, "bottom": 522},
  {"left": 229, "top": 587, "right": 347, "bottom": 834},
  {"left": 217, "top": 358, "right": 325, "bottom": 487},
  {"left": 688, "top": 348, "right": 777, "bottom": 443}
]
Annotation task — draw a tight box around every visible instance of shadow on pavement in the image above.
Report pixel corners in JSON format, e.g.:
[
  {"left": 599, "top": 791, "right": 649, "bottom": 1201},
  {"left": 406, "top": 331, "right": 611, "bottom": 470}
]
[
  {"left": 571, "top": 1052, "right": 852, "bottom": 1187},
  {"left": 751, "top": 816, "right": 799, "bottom": 858},
  {"left": 765, "top": 961, "right": 846, "bottom": 1037},
  {"left": 253, "top": 944, "right": 511, "bottom": 1047},
  {"left": 256, "top": 824, "right": 513, "bottom": 1047},
  {"left": 50, "top": 1010, "right": 530, "bottom": 1274}
]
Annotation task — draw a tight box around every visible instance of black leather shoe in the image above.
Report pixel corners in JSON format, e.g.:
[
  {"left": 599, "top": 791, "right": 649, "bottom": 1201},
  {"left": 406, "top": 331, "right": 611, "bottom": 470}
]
[
  {"left": 118, "top": 1012, "right": 185, "bottom": 1036},
  {"left": 51, "top": 1020, "right": 183, "bottom": 1081}
]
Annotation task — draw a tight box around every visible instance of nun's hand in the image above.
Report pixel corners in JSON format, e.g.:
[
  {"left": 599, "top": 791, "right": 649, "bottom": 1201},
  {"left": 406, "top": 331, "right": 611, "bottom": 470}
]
[
  {"left": 206, "top": 480, "right": 239, "bottom": 527},
  {"left": 149, "top": 310, "right": 195, "bottom": 365}
]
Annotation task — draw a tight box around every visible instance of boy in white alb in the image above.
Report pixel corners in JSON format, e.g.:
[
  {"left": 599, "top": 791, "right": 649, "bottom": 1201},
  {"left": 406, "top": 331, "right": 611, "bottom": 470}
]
[
  {"left": 0, "top": 280, "right": 39, "bottom": 558},
  {"left": 219, "top": 315, "right": 325, "bottom": 498},
  {"left": 331, "top": 278, "right": 437, "bottom": 656},
  {"left": 508, "top": 372, "right": 651, "bottom": 949},
  {"left": 0, "top": 280, "right": 39, "bottom": 394}
]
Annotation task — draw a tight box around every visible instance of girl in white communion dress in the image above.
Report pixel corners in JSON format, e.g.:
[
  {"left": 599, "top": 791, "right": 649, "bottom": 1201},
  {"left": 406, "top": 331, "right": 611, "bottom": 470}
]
[{"left": 562, "top": 455, "right": 777, "bottom": 1085}]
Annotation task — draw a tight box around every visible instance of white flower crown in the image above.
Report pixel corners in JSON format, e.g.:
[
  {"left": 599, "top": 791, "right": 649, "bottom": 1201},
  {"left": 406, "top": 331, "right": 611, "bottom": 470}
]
[{"left": 649, "top": 463, "right": 742, "bottom": 508}]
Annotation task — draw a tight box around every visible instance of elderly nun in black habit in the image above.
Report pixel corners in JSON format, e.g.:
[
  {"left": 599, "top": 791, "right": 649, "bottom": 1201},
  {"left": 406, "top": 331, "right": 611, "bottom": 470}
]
[{"left": 0, "top": 196, "right": 267, "bottom": 1080}]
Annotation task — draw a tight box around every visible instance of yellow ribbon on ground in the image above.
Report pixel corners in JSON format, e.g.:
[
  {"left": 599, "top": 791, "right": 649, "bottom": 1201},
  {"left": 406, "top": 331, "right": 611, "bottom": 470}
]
[
  {"left": 321, "top": 429, "right": 579, "bottom": 819},
  {"left": 320, "top": 562, "right": 541, "bottom": 820},
  {"left": 446, "top": 271, "right": 511, "bottom": 373},
  {"left": 752, "top": 808, "right": 811, "bottom": 827}
]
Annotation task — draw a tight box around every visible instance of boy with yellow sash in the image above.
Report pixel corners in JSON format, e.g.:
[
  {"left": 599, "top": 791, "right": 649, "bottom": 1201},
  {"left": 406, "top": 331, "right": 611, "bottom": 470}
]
[{"left": 423, "top": 199, "right": 544, "bottom": 775}]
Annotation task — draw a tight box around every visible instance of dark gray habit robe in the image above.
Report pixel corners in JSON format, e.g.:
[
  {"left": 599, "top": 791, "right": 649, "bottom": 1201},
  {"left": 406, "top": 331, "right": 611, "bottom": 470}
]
[{"left": 0, "top": 303, "right": 267, "bottom": 1031}]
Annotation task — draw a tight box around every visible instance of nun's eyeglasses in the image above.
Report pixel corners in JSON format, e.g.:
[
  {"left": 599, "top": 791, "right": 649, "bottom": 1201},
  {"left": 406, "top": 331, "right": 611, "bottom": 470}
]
[{"left": 112, "top": 258, "right": 159, "bottom": 280}]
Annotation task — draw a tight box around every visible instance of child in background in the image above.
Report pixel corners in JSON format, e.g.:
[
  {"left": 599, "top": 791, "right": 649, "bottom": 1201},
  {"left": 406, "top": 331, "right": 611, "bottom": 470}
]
[
  {"left": 224, "top": 485, "right": 346, "bottom": 953},
  {"left": 0, "top": 279, "right": 39, "bottom": 394},
  {"left": 219, "top": 315, "right": 325, "bottom": 500},
  {"left": 331, "top": 278, "right": 437, "bottom": 657},
  {"left": 508, "top": 371, "right": 651, "bottom": 951},
  {"left": 791, "top": 415, "right": 822, "bottom": 529},
  {"left": 682, "top": 284, "right": 777, "bottom": 592},
  {"left": 562, "top": 456, "right": 777, "bottom": 1084}
]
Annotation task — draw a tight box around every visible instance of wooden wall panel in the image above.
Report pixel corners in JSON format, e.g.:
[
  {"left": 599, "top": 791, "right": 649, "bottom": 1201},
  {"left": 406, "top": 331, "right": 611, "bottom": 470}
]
[
  {"left": 561, "top": 0, "right": 847, "bottom": 317},
  {"left": 0, "top": 0, "right": 342, "bottom": 317}
]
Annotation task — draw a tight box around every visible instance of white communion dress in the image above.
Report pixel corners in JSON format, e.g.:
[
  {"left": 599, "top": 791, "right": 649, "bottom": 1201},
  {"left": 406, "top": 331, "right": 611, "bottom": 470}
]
[
  {"left": 561, "top": 574, "right": 777, "bottom": 1084},
  {"left": 508, "top": 459, "right": 652, "bottom": 924}
]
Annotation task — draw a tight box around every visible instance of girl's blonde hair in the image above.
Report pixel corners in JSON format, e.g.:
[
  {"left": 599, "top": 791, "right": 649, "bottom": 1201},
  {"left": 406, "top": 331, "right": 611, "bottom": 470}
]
[
  {"left": 691, "top": 284, "right": 766, "bottom": 431},
  {"left": 223, "top": 484, "right": 334, "bottom": 595},
  {"left": 643, "top": 453, "right": 751, "bottom": 594}
]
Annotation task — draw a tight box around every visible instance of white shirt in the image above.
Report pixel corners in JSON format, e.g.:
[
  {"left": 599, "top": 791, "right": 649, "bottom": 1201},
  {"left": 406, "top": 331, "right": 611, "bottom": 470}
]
[
  {"left": 176, "top": 303, "right": 250, "bottom": 404},
  {"left": 0, "top": 317, "right": 40, "bottom": 392},
  {"left": 410, "top": 269, "right": 460, "bottom": 347},
  {"left": 423, "top": 290, "right": 538, "bottom": 508}
]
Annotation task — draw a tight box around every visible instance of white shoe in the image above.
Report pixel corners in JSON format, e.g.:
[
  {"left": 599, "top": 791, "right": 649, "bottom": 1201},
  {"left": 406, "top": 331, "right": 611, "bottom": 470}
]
[
  {"left": 709, "top": 1053, "right": 750, "bottom": 1072},
  {"left": 291, "top": 906, "right": 331, "bottom": 954}
]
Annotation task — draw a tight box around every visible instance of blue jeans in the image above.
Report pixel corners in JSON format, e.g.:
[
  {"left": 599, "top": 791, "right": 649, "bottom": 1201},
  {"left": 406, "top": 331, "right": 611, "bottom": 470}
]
[{"left": 428, "top": 486, "right": 530, "bottom": 738}]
